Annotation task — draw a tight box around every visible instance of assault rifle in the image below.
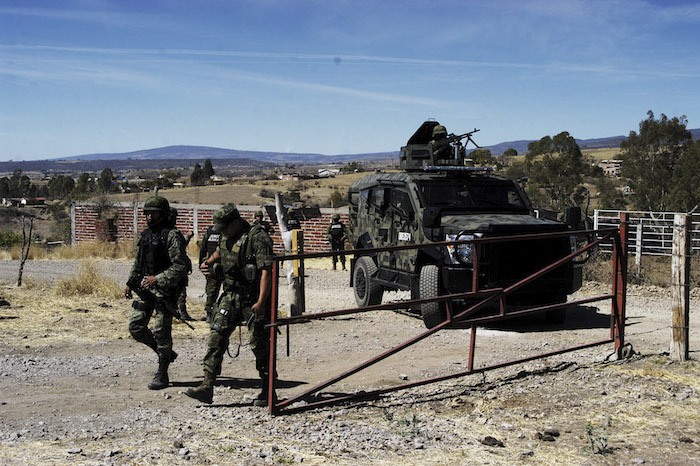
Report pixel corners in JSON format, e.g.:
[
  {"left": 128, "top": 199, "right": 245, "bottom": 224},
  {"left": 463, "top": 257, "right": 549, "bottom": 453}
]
[{"left": 126, "top": 275, "right": 195, "bottom": 330}]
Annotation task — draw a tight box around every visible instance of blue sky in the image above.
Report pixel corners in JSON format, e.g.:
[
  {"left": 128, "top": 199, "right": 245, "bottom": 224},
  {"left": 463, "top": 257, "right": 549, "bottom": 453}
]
[{"left": 1, "top": 0, "right": 699, "bottom": 161}]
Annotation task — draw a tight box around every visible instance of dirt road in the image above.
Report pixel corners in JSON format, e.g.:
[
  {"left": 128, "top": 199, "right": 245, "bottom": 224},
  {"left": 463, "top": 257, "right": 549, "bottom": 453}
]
[{"left": 0, "top": 260, "right": 698, "bottom": 464}]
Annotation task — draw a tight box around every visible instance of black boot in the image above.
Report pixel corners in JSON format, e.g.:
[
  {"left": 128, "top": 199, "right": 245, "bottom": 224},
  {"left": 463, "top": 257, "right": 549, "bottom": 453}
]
[
  {"left": 253, "top": 383, "right": 269, "bottom": 407},
  {"left": 185, "top": 371, "right": 215, "bottom": 404},
  {"left": 147, "top": 357, "right": 170, "bottom": 390}
]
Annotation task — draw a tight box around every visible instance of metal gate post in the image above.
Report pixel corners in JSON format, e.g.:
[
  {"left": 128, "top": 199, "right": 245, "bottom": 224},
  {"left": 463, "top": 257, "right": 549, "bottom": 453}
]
[
  {"left": 268, "top": 261, "right": 280, "bottom": 414},
  {"left": 614, "top": 213, "right": 629, "bottom": 355}
]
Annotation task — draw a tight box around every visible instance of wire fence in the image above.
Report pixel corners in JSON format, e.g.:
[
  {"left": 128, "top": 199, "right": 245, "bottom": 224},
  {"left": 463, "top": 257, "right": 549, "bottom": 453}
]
[{"left": 594, "top": 210, "right": 700, "bottom": 256}]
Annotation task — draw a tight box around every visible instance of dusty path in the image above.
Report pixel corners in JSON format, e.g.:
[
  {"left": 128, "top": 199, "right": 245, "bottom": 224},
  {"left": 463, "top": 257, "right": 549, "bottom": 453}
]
[{"left": 0, "top": 261, "right": 698, "bottom": 464}]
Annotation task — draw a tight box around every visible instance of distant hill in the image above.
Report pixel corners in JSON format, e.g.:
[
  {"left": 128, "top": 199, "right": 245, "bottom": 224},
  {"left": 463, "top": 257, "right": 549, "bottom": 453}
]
[
  {"left": 3, "top": 128, "right": 698, "bottom": 172},
  {"left": 64, "top": 145, "right": 398, "bottom": 164},
  {"left": 483, "top": 128, "right": 700, "bottom": 155}
]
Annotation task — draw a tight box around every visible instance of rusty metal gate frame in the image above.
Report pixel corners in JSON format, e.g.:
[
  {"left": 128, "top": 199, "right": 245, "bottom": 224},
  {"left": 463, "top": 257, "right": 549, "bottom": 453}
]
[{"left": 264, "top": 214, "right": 630, "bottom": 415}]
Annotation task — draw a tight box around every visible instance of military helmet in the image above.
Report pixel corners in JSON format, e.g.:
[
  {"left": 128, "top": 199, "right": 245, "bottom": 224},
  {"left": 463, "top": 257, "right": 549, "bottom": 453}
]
[
  {"left": 332, "top": 213, "right": 340, "bottom": 221},
  {"left": 143, "top": 196, "right": 170, "bottom": 213},
  {"left": 255, "top": 210, "right": 264, "bottom": 219},
  {"left": 213, "top": 203, "right": 240, "bottom": 225},
  {"left": 169, "top": 207, "right": 178, "bottom": 219},
  {"left": 432, "top": 125, "right": 447, "bottom": 138}
]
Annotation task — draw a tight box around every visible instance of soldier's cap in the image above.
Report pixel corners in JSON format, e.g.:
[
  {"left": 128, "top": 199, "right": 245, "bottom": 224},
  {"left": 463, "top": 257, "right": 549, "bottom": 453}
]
[
  {"left": 255, "top": 210, "right": 264, "bottom": 219},
  {"left": 143, "top": 196, "right": 170, "bottom": 213},
  {"left": 213, "top": 203, "right": 240, "bottom": 225},
  {"left": 432, "top": 125, "right": 447, "bottom": 138},
  {"left": 332, "top": 213, "right": 340, "bottom": 221}
]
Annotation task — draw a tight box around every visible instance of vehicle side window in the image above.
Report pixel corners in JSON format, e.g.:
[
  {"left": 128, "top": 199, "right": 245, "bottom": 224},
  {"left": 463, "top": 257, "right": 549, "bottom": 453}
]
[
  {"left": 369, "top": 187, "right": 388, "bottom": 212},
  {"left": 390, "top": 189, "right": 414, "bottom": 219}
]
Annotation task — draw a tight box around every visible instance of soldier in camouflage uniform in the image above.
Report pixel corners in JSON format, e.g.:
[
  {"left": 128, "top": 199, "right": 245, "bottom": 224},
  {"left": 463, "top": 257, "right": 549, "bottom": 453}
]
[
  {"left": 429, "top": 124, "right": 451, "bottom": 160},
  {"left": 169, "top": 207, "right": 194, "bottom": 321},
  {"left": 199, "top": 221, "right": 223, "bottom": 323},
  {"left": 124, "top": 196, "right": 188, "bottom": 390},
  {"left": 253, "top": 210, "right": 274, "bottom": 235},
  {"left": 185, "top": 204, "right": 274, "bottom": 406},
  {"left": 326, "top": 213, "right": 347, "bottom": 270}
]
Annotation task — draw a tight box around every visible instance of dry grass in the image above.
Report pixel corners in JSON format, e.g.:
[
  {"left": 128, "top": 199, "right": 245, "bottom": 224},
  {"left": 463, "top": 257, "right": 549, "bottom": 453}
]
[
  {"left": 106, "top": 172, "right": 371, "bottom": 207},
  {"left": 54, "top": 260, "right": 123, "bottom": 299},
  {"left": 583, "top": 253, "right": 700, "bottom": 288},
  {"left": 0, "top": 241, "right": 136, "bottom": 261}
]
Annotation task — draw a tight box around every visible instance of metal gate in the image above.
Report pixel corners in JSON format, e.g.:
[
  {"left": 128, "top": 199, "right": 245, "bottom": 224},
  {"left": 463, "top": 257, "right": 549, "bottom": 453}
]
[{"left": 263, "top": 214, "right": 630, "bottom": 415}]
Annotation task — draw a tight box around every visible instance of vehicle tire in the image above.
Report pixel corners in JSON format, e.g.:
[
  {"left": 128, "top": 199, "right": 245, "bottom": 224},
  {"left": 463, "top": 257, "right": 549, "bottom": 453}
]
[
  {"left": 544, "top": 295, "right": 567, "bottom": 324},
  {"left": 353, "top": 257, "right": 383, "bottom": 307},
  {"left": 419, "top": 264, "right": 446, "bottom": 328}
]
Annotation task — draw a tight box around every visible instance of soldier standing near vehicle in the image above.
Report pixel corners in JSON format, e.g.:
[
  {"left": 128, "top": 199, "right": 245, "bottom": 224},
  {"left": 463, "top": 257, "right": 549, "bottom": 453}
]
[
  {"left": 199, "top": 220, "right": 223, "bottom": 323},
  {"left": 124, "top": 196, "right": 188, "bottom": 390},
  {"left": 286, "top": 209, "right": 301, "bottom": 230},
  {"left": 185, "top": 204, "right": 274, "bottom": 406},
  {"left": 253, "top": 210, "right": 274, "bottom": 235},
  {"left": 169, "top": 207, "right": 194, "bottom": 321},
  {"left": 326, "top": 213, "right": 347, "bottom": 270}
]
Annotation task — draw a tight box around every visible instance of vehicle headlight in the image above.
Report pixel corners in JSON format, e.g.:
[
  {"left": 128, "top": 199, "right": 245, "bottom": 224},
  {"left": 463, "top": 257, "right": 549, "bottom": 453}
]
[{"left": 446, "top": 234, "right": 475, "bottom": 265}]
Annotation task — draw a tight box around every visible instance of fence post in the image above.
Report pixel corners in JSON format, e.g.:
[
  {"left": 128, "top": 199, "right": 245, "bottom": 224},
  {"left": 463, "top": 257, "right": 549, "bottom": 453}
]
[
  {"left": 635, "top": 222, "right": 643, "bottom": 276},
  {"left": 613, "top": 213, "right": 629, "bottom": 356},
  {"left": 670, "top": 214, "right": 691, "bottom": 361}
]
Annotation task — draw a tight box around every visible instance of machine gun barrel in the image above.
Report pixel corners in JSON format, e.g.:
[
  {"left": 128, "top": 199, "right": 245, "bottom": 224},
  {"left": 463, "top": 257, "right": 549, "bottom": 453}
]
[{"left": 442, "top": 128, "right": 481, "bottom": 148}]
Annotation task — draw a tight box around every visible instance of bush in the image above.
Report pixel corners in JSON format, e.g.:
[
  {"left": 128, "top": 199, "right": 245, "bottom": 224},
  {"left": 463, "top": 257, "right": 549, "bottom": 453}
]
[
  {"left": 0, "top": 229, "right": 24, "bottom": 248},
  {"left": 259, "top": 188, "right": 276, "bottom": 199},
  {"left": 54, "top": 260, "right": 122, "bottom": 298}
]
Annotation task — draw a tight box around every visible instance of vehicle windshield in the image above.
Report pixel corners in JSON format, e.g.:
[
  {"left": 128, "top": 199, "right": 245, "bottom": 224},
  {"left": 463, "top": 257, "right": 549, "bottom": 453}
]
[{"left": 416, "top": 179, "right": 529, "bottom": 212}]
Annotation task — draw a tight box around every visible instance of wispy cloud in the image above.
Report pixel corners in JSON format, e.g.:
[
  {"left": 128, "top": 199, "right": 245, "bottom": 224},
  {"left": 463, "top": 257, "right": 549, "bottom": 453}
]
[
  {"left": 2, "top": 44, "right": 697, "bottom": 80},
  {"left": 0, "top": 6, "right": 172, "bottom": 29}
]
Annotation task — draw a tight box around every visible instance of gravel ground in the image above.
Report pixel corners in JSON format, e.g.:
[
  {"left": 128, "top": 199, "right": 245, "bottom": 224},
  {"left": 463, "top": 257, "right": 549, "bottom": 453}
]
[{"left": 0, "top": 260, "right": 699, "bottom": 465}]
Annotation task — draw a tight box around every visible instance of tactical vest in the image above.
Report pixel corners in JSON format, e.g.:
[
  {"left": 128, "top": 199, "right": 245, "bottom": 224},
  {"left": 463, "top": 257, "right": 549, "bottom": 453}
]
[
  {"left": 137, "top": 227, "right": 172, "bottom": 276},
  {"left": 329, "top": 222, "right": 345, "bottom": 239},
  {"left": 205, "top": 226, "right": 221, "bottom": 256},
  {"left": 220, "top": 224, "right": 263, "bottom": 302}
]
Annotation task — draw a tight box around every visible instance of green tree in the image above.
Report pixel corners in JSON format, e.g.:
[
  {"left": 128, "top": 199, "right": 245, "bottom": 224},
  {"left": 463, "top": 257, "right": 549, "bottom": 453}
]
[
  {"left": 596, "top": 177, "right": 627, "bottom": 210},
  {"left": 203, "top": 158, "right": 215, "bottom": 178},
  {"left": 98, "top": 168, "right": 114, "bottom": 192},
  {"left": 190, "top": 163, "right": 205, "bottom": 186},
  {"left": 0, "top": 178, "right": 9, "bottom": 198},
  {"left": 620, "top": 111, "right": 692, "bottom": 211},
  {"left": 503, "top": 148, "right": 518, "bottom": 157},
  {"left": 75, "top": 173, "right": 94, "bottom": 194},
  {"left": 468, "top": 149, "right": 495, "bottom": 165},
  {"left": 47, "top": 175, "right": 75, "bottom": 199},
  {"left": 668, "top": 140, "right": 700, "bottom": 212},
  {"left": 525, "top": 132, "right": 585, "bottom": 211}
]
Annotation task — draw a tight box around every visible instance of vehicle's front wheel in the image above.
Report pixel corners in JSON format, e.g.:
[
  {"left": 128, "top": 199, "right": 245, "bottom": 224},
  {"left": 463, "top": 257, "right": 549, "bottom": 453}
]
[
  {"left": 419, "top": 264, "right": 446, "bottom": 328},
  {"left": 353, "top": 257, "right": 384, "bottom": 307}
]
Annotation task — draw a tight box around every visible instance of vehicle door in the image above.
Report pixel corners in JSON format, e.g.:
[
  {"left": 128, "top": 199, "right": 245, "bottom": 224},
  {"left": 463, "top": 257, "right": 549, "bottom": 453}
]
[
  {"left": 388, "top": 188, "right": 417, "bottom": 272},
  {"left": 366, "top": 186, "right": 392, "bottom": 268}
]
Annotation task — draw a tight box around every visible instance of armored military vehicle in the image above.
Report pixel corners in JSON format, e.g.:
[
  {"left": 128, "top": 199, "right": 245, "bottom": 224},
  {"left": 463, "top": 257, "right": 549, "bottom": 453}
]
[{"left": 348, "top": 121, "right": 582, "bottom": 328}]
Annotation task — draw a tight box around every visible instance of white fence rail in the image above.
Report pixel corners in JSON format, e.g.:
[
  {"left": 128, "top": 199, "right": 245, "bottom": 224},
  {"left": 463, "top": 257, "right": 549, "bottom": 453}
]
[{"left": 594, "top": 210, "right": 700, "bottom": 256}]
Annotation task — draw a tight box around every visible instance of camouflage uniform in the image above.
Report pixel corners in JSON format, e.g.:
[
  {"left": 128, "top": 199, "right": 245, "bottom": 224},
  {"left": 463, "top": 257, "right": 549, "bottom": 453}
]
[
  {"left": 127, "top": 196, "right": 187, "bottom": 389},
  {"left": 199, "top": 224, "right": 223, "bottom": 322},
  {"left": 429, "top": 124, "right": 452, "bottom": 161},
  {"left": 169, "top": 207, "right": 193, "bottom": 321},
  {"left": 326, "top": 214, "right": 347, "bottom": 270},
  {"left": 186, "top": 204, "right": 274, "bottom": 406},
  {"left": 203, "top": 221, "right": 273, "bottom": 377},
  {"left": 253, "top": 210, "right": 274, "bottom": 235}
]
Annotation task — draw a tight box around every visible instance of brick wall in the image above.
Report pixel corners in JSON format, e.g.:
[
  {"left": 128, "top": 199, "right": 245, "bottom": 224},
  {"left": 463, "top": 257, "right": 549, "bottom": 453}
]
[{"left": 72, "top": 202, "right": 349, "bottom": 255}]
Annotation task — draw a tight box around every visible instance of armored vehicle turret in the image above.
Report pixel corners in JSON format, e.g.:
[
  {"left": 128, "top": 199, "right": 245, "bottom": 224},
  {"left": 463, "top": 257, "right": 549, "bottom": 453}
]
[{"left": 348, "top": 121, "right": 582, "bottom": 328}]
